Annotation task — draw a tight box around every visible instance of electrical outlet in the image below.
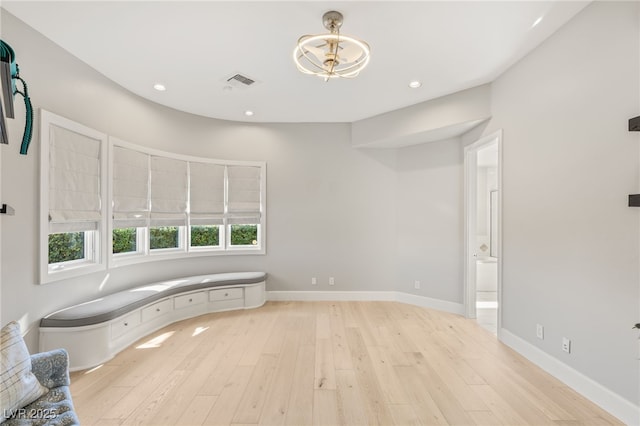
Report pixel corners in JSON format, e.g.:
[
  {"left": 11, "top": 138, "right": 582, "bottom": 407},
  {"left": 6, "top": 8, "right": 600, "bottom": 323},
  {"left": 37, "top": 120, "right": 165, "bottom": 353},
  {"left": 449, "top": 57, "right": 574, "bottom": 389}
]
[
  {"left": 536, "top": 324, "right": 544, "bottom": 340},
  {"left": 329, "top": 277, "right": 335, "bottom": 286},
  {"left": 414, "top": 280, "right": 421, "bottom": 289},
  {"left": 562, "top": 337, "right": 571, "bottom": 353},
  {"left": 311, "top": 277, "right": 317, "bottom": 285}
]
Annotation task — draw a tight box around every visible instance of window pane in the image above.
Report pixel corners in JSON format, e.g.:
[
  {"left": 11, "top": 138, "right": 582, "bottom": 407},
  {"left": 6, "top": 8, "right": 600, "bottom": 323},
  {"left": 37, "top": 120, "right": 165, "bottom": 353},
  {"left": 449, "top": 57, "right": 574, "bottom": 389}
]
[
  {"left": 113, "top": 228, "right": 137, "bottom": 254},
  {"left": 230, "top": 225, "right": 258, "bottom": 246},
  {"left": 191, "top": 225, "right": 220, "bottom": 247},
  {"left": 49, "top": 232, "right": 85, "bottom": 264},
  {"left": 150, "top": 226, "right": 179, "bottom": 250}
]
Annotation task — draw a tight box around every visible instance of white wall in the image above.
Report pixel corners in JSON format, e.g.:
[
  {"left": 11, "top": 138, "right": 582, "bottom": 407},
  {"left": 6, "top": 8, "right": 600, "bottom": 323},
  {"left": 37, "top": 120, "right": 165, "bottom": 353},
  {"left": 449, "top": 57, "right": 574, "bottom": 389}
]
[
  {"left": 0, "top": 11, "right": 400, "bottom": 348},
  {"left": 482, "top": 1, "right": 639, "bottom": 405},
  {"left": 394, "top": 138, "right": 463, "bottom": 302}
]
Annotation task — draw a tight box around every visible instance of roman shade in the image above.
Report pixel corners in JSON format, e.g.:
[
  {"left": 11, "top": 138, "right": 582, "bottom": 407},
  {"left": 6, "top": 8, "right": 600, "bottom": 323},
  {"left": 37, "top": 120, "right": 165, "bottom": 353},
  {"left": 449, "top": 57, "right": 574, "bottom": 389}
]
[
  {"left": 112, "top": 146, "right": 149, "bottom": 229},
  {"left": 48, "top": 124, "right": 102, "bottom": 233},
  {"left": 227, "top": 165, "right": 262, "bottom": 224},
  {"left": 189, "top": 162, "right": 225, "bottom": 225},
  {"left": 150, "top": 156, "right": 188, "bottom": 226}
]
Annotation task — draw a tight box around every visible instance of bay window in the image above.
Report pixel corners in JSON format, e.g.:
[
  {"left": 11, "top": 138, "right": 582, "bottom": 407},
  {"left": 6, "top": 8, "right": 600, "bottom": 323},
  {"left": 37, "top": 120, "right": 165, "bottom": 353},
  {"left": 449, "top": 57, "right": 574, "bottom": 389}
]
[
  {"left": 109, "top": 139, "right": 265, "bottom": 265},
  {"left": 40, "top": 110, "right": 266, "bottom": 283}
]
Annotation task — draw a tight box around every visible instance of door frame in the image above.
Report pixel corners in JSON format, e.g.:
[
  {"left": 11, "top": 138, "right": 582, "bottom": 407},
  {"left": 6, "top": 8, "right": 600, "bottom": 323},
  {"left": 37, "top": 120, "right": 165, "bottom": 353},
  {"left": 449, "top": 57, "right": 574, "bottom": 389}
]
[{"left": 463, "top": 129, "right": 503, "bottom": 333}]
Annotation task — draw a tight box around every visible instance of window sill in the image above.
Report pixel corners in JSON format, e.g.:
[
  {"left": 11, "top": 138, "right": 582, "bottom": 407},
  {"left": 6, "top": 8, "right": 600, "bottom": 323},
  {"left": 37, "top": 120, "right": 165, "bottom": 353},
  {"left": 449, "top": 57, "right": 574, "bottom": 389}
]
[
  {"left": 108, "top": 247, "right": 265, "bottom": 269},
  {"left": 42, "top": 262, "right": 106, "bottom": 285}
]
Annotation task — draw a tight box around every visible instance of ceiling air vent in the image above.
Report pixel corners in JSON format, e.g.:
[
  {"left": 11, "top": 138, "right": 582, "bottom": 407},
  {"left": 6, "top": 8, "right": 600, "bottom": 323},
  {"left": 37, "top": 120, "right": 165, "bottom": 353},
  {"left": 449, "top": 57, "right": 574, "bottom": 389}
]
[{"left": 224, "top": 72, "right": 259, "bottom": 90}]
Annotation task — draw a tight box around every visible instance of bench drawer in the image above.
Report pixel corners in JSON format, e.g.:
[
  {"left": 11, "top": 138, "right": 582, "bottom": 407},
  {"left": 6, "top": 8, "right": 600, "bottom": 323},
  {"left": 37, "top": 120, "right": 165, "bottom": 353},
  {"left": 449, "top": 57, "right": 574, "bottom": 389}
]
[
  {"left": 209, "top": 287, "right": 243, "bottom": 302},
  {"left": 210, "top": 298, "right": 245, "bottom": 311},
  {"left": 174, "top": 291, "right": 206, "bottom": 310},
  {"left": 111, "top": 311, "right": 141, "bottom": 339},
  {"left": 141, "top": 299, "right": 173, "bottom": 322}
]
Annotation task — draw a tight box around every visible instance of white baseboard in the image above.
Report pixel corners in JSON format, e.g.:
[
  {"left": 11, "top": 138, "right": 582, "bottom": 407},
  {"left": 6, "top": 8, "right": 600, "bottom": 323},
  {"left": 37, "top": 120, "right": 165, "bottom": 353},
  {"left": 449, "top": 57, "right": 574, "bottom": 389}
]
[
  {"left": 395, "top": 292, "right": 465, "bottom": 315},
  {"left": 500, "top": 329, "right": 640, "bottom": 426},
  {"left": 267, "top": 290, "right": 395, "bottom": 302},
  {"left": 266, "top": 290, "right": 464, "bottom": 315}
]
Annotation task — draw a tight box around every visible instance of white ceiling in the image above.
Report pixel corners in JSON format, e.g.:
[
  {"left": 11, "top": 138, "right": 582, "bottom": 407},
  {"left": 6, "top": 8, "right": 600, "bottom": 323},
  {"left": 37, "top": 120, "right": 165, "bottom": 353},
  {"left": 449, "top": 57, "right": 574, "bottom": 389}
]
[{"left": 2, "top": 1, "right": 588, "bottom": 123}]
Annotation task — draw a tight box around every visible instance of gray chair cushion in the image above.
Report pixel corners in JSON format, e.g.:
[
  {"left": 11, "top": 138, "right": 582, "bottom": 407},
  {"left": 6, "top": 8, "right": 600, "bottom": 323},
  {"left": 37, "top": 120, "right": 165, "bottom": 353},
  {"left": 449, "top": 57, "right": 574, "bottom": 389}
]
[
  {"left": 4, "top": 349, "right": 80, "bottom": 426},
  {"left": 40, "top": 272, "right": 266, "bottom": 328}
]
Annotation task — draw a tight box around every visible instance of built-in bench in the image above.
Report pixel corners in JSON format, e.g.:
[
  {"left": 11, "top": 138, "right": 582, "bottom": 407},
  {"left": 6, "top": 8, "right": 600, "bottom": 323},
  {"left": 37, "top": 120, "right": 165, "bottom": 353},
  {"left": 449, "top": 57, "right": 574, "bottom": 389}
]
[{"left": 39, "top": 272, "right": 267, "bottom": 371}]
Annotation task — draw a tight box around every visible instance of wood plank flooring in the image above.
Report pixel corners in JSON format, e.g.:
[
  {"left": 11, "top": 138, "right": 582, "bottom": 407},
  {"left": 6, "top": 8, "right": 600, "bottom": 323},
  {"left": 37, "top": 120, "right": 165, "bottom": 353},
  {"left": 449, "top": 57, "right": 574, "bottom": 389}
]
[{"left": 69, "top": 301, "right": 622, "bottom": 425}]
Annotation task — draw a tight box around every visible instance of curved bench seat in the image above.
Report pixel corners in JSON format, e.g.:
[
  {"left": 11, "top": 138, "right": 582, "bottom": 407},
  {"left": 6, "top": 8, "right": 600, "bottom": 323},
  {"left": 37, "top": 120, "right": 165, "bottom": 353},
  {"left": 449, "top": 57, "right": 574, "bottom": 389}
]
[
  {"left": 39, "top": 272, "right": 267, "bottom": 371},
  {"left": 40, "top": 272, "right": 266, "bottom": 328}
]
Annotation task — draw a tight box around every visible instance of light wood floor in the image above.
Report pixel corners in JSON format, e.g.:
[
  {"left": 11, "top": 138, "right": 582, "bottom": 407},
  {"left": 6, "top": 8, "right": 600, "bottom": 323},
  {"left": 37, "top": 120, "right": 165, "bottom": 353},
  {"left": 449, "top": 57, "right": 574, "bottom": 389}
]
[{"left": 69, "top": 301, "right": 622, "bottom": 425}]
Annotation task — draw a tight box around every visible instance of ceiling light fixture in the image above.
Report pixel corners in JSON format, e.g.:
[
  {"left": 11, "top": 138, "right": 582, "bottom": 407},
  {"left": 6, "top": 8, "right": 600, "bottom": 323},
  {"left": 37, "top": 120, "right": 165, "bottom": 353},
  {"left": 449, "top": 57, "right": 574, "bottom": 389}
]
[
  {"left": 244, "top": 110, "right": 254, "bottom": 117},
  {"left": 409, "top": 80, "right": 422, "bottom": 89},
  {"left": 153, "top": 83, "right": 166, "bottom": 91},
  {"left": 293, "top": 10, "right": 370, "bottom": 82}
]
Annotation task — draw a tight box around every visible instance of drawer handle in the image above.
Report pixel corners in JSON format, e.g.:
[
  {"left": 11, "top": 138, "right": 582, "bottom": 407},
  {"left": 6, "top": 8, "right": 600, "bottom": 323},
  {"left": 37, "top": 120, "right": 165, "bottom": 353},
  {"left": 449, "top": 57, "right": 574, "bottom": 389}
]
[
  {"left": 224, "top": 292, "right": 229, "bottom": 297},
  {"left": 189, "top": 298, "right": 193, "bottom": 302},
  {"left": 156, "top": 308, "right": 161, "bottom": 312},
  {"left": 124, "top": 322, "right": 128, "bottom": 326}
]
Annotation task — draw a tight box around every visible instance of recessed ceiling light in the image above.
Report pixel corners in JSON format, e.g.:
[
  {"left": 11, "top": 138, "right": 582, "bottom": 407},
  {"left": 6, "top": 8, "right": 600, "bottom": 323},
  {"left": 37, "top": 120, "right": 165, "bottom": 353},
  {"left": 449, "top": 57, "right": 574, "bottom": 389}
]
[
  {"left": 408, "top": 80, "right": 422, "bottom": 89},
  {"left": 153, "top": 83, "right": 166, "bottom": 91},
  {"left": 244, "top": 110, "right": 254, "bottom": 117},
  {"left": 531, "top": 16, "right": 543, "bottom": 28}
]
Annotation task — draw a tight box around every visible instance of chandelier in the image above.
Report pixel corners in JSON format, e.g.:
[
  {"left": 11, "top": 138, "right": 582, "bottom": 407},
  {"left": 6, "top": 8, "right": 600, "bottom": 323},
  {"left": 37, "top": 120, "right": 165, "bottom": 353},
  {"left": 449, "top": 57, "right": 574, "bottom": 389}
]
[{"left": 293, "top": 11, "right": 370, "bottom": 81}]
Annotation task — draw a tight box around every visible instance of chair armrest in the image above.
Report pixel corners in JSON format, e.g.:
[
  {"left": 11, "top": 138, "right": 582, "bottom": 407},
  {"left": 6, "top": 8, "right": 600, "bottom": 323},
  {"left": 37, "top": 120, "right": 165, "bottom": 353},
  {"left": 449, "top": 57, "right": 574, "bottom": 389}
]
[{"left": 30, "top": 348, "right": 71, "bottom": 388}]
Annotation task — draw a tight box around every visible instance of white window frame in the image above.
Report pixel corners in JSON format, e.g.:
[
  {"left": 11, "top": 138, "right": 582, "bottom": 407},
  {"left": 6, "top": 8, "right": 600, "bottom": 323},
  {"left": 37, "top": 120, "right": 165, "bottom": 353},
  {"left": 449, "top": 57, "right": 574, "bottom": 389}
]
[{"left": 40, "top": 110, "right": 108, "bottom": 284}]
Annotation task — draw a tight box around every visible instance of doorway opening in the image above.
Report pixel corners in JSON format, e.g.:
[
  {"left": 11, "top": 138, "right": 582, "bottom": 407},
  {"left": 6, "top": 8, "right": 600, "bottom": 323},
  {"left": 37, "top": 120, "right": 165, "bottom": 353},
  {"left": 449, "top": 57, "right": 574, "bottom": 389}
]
[{"left": 464, "top": 130, "right": 502, "bottom": 335}]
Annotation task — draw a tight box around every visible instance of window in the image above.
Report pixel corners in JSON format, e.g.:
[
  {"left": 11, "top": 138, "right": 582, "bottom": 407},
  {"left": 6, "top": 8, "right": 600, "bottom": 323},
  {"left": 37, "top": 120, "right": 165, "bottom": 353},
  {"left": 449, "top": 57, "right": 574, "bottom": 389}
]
[
  {"left": 48, "top": 232, "right": 85, "bottom": 263},
  {"left": 191, "top": 225, "right": 221, "bottom": 248},
  {"left": 189, "top": 161, "right": 224, "bottom": 250},
  {"left": 40, "top": 110, "right": 265, "bottom": 282},
  {"left": 149, "top": 156, "right": 187, "bottom": 252},
  {"left": 150, "top": 226, "right": 180, "bottom": 250},
  {"left": 109, "top": 140, "right": 266, "bottom": 265},
  {"left": 226, "top": 165, "right": 262, "bottom": 249},
  {"left": 112, "top": 228, "right": 138, "bottom": 254},
  {"left": 111, "top": 145, "right": 148, "bottom": 258},
  {"left": 229, "top": 224, "right": 258, "bottom": 246},
  {"left": 40, "top": 110, "right": 108, "bottom": 283}
]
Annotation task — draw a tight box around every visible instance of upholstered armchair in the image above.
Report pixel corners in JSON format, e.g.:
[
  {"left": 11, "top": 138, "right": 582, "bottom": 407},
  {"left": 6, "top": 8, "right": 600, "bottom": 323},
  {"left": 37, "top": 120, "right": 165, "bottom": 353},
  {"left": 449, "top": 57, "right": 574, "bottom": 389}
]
[{"left": 1, "top": 322, "right": 79, "bottom": 425}]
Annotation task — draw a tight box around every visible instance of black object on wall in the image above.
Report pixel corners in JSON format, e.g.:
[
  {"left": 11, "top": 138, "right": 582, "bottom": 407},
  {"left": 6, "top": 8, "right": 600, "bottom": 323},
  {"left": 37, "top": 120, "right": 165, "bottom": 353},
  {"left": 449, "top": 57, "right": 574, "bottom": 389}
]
[
  {"left": 0, "top": 53, "right": 10, "bottom": 145},
  {"left": 0, "top": 204, "right": 15, "bottom": 215},
  {"left": 0, "top": 40, "right": 33, "bottom": 154},
  {"left": 628, "top": 117, "right": 640, "bottom": 207},
  {"left": 628, "top": 195, "right": 640, "bottom": 207}
]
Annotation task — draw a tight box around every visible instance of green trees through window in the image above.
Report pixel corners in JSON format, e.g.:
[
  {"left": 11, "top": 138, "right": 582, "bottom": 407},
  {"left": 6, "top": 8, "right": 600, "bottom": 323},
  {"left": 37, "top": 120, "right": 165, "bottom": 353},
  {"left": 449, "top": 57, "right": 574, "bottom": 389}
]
[
  {"left": 150, "top": 227, "right": 179, "bottom": 250},
  {"left": 191, "top": 226, "right": 220, "bottom": 247},
  {"left": 50, "top": 225, "right": 259, "bottom": 262},
  {"left": 230, "top": 225, "right": 258, "bottom": 246},
  {"left": 113, "top": 228, "right": 137, "bottom": 254},
  {"left": 48, "top": 232, "right": 85, "bottom": 264}
]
